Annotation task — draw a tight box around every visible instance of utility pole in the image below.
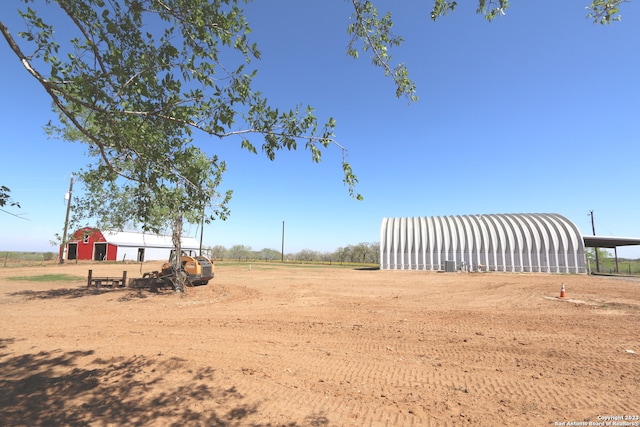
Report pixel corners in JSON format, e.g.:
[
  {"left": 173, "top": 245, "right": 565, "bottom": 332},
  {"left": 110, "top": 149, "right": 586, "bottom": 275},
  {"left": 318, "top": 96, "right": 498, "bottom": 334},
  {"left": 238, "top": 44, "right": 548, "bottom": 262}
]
[
  {"left": 60, "top": 175, "right": 74, "bottom": 264},
  {"left": 589, "top": 210, "right": 599, "bottom": 273},
  {"left": 281, "top": 220, "right": 285, "bottom": 262},
  {"left": 199, "top": 208, "right": 205, "bottom": 256}
]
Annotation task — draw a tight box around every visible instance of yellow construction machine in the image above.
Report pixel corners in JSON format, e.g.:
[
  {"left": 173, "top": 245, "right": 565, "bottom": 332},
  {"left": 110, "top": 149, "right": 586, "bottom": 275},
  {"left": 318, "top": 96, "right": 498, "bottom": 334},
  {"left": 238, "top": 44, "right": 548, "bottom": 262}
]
[
  {"left": 160, "top": 250, "right": 214, "bottom": 286},
  {"left": 134, "top": 250, "right": 214, "bottom": 291}
]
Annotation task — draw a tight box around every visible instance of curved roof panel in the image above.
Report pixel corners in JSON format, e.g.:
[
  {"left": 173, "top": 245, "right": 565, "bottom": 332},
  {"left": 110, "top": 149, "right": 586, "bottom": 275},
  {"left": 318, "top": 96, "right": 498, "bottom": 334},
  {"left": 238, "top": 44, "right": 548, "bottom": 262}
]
[{"left": 380, "top": 213, "right": 587, "bottom": 273}]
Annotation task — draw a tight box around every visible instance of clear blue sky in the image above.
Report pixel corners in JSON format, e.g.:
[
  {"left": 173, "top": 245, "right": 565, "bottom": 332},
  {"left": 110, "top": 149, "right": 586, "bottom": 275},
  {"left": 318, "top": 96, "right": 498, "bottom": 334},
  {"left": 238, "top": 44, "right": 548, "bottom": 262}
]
[{"left": 1, "top": 1, "right": 640, "bottom": 257}]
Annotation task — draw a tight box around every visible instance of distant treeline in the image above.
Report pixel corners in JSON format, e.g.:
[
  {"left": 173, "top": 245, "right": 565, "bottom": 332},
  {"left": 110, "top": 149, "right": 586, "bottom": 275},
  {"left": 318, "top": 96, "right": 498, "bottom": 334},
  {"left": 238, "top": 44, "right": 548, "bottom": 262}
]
[
  {"left": 2, "top": 251, "right": 57, "bottom": 267},
  {"left": 1, "top": 243, "right": 381, "bottom": 267},
  {"left": 2, "top": 251, "right": 56, "bottom": 261},
  {"left": 204, "top": 242, "right": 380, "bottom": 265}
]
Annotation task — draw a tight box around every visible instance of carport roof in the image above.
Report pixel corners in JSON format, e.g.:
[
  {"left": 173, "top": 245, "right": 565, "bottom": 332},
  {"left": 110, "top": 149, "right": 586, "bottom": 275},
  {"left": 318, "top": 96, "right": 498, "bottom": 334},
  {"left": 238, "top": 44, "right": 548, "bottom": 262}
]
[{"left": 583, "top": 235, "right": 640, "bottom": 248}]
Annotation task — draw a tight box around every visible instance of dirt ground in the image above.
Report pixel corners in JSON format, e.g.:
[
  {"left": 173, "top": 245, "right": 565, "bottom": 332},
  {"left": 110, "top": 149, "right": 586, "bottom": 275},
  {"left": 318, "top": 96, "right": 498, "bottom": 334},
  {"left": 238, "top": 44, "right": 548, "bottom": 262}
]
[{"left": 1, "top": 261, "right": 639, "bottom": 426}]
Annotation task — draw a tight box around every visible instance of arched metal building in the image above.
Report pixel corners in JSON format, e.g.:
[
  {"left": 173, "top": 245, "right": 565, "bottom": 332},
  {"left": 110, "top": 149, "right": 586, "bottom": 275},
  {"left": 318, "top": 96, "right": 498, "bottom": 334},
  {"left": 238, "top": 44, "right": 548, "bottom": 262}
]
[{"left": 380, "top": 213, "right": 587, "bottom": 273}]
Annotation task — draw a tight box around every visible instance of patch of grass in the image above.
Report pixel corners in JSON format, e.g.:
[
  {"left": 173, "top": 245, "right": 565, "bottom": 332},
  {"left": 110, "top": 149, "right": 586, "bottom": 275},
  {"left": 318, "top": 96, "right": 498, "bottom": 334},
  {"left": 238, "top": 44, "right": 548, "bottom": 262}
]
[{"left": 7, "top": 274, "right": 84, "bottom": 282}]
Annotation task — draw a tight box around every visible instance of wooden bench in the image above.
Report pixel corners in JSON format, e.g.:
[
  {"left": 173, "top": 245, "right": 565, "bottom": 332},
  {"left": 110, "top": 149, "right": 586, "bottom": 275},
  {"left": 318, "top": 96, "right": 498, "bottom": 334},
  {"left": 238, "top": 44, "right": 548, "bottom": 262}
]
[{"left": 87, "top": 270, "right": 127, "bottom": 288}]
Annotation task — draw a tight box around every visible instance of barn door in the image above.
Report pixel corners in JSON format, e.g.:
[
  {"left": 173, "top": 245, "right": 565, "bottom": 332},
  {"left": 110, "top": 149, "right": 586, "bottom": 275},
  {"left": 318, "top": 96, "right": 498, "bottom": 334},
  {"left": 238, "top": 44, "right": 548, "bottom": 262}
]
[
  {"left": 67, "top": 243, "right": 78, "bottom": 260},
  {"left": 94, "top": 243, "right": 107, "bottom": 261}
]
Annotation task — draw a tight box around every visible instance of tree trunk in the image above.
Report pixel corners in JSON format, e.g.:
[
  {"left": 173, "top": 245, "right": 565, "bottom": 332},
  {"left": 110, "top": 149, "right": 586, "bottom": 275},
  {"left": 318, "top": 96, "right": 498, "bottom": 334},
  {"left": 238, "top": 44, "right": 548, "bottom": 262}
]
[{"left": 171, "top": 215, "right": 186, "bottom": 293}]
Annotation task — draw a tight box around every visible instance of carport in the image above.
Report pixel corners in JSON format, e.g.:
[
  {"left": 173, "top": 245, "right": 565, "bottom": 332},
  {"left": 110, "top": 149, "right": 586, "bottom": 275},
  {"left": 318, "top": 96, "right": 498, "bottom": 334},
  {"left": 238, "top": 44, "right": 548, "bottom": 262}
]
[{"left": 582, "top": 235, "right": 640, "bottom": 274}]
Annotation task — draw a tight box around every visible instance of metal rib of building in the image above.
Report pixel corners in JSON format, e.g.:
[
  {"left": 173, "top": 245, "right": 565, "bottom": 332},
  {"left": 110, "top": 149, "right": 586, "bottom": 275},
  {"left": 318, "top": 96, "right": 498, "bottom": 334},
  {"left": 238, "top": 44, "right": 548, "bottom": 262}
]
[{"left": 380, "top": 213, "right": 587, "bottom": 273}]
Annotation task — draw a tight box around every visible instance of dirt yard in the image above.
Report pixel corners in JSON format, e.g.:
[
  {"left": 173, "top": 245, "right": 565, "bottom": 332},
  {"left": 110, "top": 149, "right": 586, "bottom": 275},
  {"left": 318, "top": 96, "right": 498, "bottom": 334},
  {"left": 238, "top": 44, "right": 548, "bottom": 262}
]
[{"left": 1, "top": 261, "right": 639, "bottom": 426}]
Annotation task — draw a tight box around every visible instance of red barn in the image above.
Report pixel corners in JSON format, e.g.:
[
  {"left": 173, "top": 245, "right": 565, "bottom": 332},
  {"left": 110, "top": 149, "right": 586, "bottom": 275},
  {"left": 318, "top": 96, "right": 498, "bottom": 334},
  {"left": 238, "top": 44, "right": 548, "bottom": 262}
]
[
  {"left": 63, "top": 227, "right": 200, "bottom": 262},
  {"left": 65, "top": 228, "right": 117, "bottom": 261}
]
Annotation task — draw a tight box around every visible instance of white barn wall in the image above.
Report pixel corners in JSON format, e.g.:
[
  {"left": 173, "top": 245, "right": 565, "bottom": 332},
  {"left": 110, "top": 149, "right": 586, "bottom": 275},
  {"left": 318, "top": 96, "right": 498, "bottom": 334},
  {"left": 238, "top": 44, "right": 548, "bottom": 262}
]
[
  {"left": 115, "top": 247, "right": 171, "bottom": 262},
  {"left": 102, "top": 231, "right": 201, "bottom": 261},
  {"left": 380, "top": 213, "right": 587, "bottom": 273}
]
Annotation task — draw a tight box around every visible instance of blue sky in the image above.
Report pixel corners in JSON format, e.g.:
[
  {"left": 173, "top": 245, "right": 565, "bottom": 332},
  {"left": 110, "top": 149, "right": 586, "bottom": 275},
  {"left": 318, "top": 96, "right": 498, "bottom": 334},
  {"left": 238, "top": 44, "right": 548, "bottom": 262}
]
[{"left": 1, "top": 1, "right": 640, "bottom": 257}]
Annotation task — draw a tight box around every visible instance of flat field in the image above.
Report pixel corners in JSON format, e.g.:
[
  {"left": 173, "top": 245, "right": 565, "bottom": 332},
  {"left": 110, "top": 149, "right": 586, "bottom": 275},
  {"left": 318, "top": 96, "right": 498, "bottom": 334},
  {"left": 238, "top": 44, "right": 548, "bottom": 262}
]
[{"left": 1, "top": 262, "right": 639, "bottom": 426}]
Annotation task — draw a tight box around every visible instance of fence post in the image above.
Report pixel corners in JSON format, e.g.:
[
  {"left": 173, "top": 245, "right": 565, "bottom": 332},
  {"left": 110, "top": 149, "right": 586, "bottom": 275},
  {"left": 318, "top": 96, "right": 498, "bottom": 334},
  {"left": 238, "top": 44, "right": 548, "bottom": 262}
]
[{"left": 87, "top": 270, "right": 93, "bottom": 287}]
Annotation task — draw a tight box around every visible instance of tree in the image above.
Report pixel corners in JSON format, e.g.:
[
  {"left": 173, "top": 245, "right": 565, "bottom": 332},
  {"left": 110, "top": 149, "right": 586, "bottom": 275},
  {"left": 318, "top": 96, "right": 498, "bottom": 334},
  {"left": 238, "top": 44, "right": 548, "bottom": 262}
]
[
  {"left": 0, "top": 0, "right": 626, "bottom": 288},
  {"left": 0, "top": 186, "right": 23, "bottom": 218},
  {"left": 585, "top": 247, "right": 613, "bottom": 272},
  {"left": 209, "top": 245, "right": 228, "bottom": 260},
  {"left": 259, "top": 248, "right": 281, "bottom": 261},
  {"left": 331, "top": 242, "right": 379, "bottom": 264},
  {"left": 2, "top": 0, "right": 366, "bottom": 290},
  {"left": 0, "top": 186, "right": 20, "bottom": 209},
  {"left": 333, "top": 247, "right": 349, "bottom": 265},
  {"left": 425, "top": 0, "right": 626, "bottom": 24},
  {"left": 1, "top": 0, "right": 353, "bottom": 291},
  {"left": 295, "top": 249, "right": 320, "bottom": 262},
  {"left": 228, "top": 244, "right": 252, "bottom": 261},
  {"left": 346, "top": 0, "right": 626, "bottom": 102}
]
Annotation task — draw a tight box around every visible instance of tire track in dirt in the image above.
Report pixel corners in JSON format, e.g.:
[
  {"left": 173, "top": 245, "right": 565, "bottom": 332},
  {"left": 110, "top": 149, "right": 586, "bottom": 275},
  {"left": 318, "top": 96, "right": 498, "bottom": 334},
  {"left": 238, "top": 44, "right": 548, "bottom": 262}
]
[
  {"left": 227, "top": 309, "right": 640, "bottom": 426},
  {"left": 170, "top": 318, "right": 435, "bottom": 425}
]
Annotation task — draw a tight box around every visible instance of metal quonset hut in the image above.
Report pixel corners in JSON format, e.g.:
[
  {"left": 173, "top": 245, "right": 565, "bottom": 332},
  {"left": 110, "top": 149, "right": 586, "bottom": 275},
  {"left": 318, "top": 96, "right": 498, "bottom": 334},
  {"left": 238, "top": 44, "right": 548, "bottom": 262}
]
[
  {"left": 380, "top": 213, "right": 587, "bottom": 273},
  {"left": 65, "top": 227, "right": 200, "bottom": 262}
]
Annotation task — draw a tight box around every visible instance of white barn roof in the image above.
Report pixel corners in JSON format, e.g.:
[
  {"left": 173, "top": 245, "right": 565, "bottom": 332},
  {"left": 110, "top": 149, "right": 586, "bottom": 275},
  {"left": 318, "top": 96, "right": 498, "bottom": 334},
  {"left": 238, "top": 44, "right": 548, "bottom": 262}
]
[
  {"left": 102, "top": 230, "right": 200, "bottom": 250},
  {"left": 380, "top": 213, "right": 587, "bottom": 273}
]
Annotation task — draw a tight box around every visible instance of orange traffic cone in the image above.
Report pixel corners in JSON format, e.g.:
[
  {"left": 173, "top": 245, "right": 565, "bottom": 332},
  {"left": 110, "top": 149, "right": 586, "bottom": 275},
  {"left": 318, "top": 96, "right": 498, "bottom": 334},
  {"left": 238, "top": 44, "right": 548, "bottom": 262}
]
[{"left": 559, "top": 283, "right": 566, "bottom": 298}]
